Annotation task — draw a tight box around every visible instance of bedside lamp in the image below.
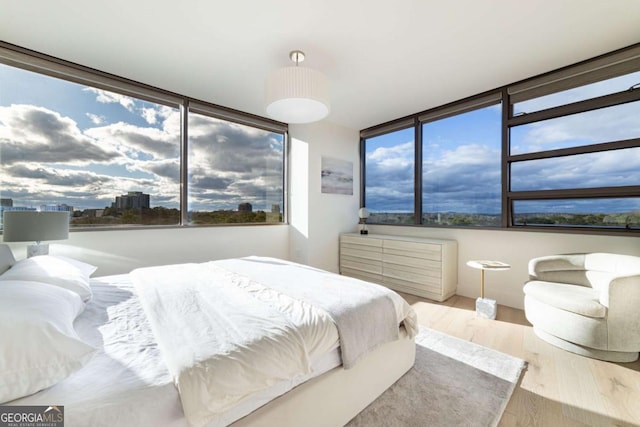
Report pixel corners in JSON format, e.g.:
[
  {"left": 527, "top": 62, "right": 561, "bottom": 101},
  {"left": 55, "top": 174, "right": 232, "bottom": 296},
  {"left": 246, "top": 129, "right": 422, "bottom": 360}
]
[
  {"left": 358, "top": 207, "right": 369, "bottom": 235},
  {"left": 2, "top": 211, "right": 70, "bottom": 257}
]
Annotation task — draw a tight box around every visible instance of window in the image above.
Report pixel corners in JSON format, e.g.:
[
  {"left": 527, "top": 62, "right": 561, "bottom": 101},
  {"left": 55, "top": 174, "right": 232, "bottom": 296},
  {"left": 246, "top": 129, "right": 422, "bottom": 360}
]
[
  {"left": 187, "top": 110, "right": 284, "bottom": 224},
  {"left": 512, "top": 198, "right": 640, "bottom": 228},
  {"left": 510, "top": 100, "right": 640, "bottom": 155},
  {"left": 507, "top": 51, "right": 640, "bottom": 231},
  {"left": 0, "top": 63, "right": 181, "bottom": 227},
  {"left": 362, "top": 125, "right": 415, "bottom": 224},
  {"left": 421, "top": 102, "right": 501, "bottom": 227},
  {"left": 0, "top": 44, "right": 286, "bottom": 230},
  {"left": 361, "top": 43, "right": 640, "bottom": 234},
  {"left": 512, "top": 70, "right": 640, "bottom": 115}
]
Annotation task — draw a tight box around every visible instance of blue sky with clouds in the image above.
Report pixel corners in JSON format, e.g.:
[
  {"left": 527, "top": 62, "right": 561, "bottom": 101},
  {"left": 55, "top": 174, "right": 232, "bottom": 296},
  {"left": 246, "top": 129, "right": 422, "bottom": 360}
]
[
  {"left": 365, "top": 71, "right": 640, "bottom": 215},
  {"left": 0, "top": 64, "right": 283, "bottom": 212}
]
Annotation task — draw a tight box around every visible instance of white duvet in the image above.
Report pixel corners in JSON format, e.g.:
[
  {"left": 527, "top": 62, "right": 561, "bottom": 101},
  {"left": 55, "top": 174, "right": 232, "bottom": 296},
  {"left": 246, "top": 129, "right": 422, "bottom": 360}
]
[
  {"left": 131, "top": 262, "right": 335, "bottom": 427},
  {"left": 131, "top": 257, "right": 417, "bottom": 427}
]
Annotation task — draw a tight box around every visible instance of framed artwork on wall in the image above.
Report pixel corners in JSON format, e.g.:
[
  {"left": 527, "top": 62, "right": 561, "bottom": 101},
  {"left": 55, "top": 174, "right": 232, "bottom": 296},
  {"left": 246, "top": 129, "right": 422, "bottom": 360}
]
[{"left": 321, "top": 157, "right": 353, "bottom": 195}]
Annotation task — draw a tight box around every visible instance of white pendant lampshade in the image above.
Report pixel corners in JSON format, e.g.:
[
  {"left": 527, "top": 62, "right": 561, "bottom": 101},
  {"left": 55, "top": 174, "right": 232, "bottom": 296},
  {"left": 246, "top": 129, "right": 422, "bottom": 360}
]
[{"left": 265, "top": 51, "right": 330, "bottom": 124}]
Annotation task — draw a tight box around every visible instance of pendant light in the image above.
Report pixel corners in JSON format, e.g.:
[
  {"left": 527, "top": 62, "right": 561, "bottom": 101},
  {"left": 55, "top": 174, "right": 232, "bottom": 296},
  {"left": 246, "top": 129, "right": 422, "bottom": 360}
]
[{"left": 265, "top": 50, "right": 330, "bottom": 124}]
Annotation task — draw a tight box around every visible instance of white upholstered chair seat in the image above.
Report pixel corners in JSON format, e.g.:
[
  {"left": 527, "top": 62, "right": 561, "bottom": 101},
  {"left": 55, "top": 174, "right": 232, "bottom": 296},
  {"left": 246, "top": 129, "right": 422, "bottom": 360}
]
[
  {"left": 523, "top": 253, "right": 640, "bottom": 363},
  {"left": 523, "top": 281, "right": 606, "bottom": 318}
]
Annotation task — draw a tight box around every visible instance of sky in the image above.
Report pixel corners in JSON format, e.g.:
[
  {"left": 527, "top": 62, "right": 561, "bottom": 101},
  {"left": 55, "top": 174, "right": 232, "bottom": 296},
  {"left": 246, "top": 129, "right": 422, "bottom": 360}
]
[
  {"left": 365, "top": 71, "right": 640, "bottom": 215},
  {"left": 0, "top": 64, "right": 284, "bottom": 212}
]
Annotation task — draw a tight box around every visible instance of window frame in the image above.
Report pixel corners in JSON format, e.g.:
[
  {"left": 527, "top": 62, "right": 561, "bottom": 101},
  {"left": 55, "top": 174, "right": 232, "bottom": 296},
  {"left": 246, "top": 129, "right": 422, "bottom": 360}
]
[
  {"left": 420, "top": 93, "right": 503, "bottom": 227},
  {"left": 360, "top": 119, "right": 418, "bottom": 225},
  {"left": 361, "top": 43, "right": 640, "bottom": 236},
  {"left": 0, "top": 41, "right": 288, "bottom": 231}
]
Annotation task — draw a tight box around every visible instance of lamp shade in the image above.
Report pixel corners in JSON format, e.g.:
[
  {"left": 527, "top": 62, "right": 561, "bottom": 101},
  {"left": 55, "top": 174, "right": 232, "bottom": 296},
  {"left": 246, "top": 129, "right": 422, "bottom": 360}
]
[
  {"left": 358, "top": 207, "right": 370, "bottom": 219},
  {"left": 2, "top": 211, "right": 70, "bottom": 242},
  {"left": 265, "top": 66, "right": 330, "bottom": 124}
]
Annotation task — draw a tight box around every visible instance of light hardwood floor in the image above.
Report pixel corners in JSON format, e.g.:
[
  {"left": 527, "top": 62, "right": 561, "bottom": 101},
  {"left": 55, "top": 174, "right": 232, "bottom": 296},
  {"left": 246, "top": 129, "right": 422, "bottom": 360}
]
[{"left": 398, "top": 292, "right": 640, "bottom": 427}]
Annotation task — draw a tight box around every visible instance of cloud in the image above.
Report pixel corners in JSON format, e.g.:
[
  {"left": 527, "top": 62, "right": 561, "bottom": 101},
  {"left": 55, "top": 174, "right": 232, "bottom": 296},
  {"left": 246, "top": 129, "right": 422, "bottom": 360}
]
[
  {"left": 365, "top": 139, "right": 502, "bottom": 213},
  {"left": 184, "top": 114, "right": 284, "bottom": 210},
  {"left": 140, "top": 106, "right": 176, "bottom": 125},
  {"left": 0, "top": 163, "right": 180, "bottom": 210},
  {"left": 189, "top": 115, "right": 283, "bottom": 174},
  {"left": 83, "top": 88, "right": 135, "bottom": 112},
  {"left": 365, "top": 140, "right": 416, "bottom": 212},
  {"left": 191, "top": 176, "right": 233, "bottom": 190},
  {"left": 512, "top": 102, "right": 640, "bottom": 154},
  {"left": 136, "top": 159, "right": 180, "bottom": 181},
  {"left": 141, "top": 107, "right": 158, "bottom": 124},
  {"left": 5, "top": 164, "right": 106, "bottom": 186},
  {"left": 86, "top": 113, "right": 105, "bottom": 125},
  {"left": 511, "top": 148, "right": 640, "bottom": 191},
  {"left": 0, "top": 105, "right": 121, "bottom": 165},
  {"left": 85, "top": 121, "right": 180, "bottom": 159}
]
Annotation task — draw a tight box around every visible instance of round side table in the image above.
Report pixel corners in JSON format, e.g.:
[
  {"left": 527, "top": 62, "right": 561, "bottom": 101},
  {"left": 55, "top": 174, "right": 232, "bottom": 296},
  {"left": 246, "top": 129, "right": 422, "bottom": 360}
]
[{"left": 466, "top": 260, "right": 511, "bottom": 319}]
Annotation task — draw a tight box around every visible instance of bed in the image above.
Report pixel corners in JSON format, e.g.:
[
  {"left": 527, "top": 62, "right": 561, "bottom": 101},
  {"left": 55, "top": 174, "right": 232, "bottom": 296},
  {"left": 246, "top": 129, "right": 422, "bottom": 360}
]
[{"left": 0, "top": 244, "right": 417, "bottom": 427}]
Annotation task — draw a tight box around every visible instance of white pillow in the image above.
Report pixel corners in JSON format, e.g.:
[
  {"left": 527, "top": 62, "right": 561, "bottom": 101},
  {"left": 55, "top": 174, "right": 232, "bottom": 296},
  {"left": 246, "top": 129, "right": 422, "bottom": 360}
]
[
  {"left": 0, "top": 280, "right": 96, "bottom": 403},
  {"left": 0, "top": 256, "right": 97, "bottom": 302}
]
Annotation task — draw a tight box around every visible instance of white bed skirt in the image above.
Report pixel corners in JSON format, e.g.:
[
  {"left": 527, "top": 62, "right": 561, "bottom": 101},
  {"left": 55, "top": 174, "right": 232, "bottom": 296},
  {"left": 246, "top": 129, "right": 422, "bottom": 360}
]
[{"left": 232, "top": 331, "right": 416, "bottom": 427}]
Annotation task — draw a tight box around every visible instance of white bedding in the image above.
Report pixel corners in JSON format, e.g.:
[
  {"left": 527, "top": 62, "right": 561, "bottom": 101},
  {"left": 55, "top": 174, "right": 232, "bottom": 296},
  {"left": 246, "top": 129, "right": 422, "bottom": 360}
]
[
  {"left": 130, "top": 257, "right": 416, "bottom": 427},
  {"left": 8, "top": 274, "right": 185, "bottom": 427},
  {"left": 131, "top": 261, "right": 339, "bottom": 427},
  {"left": 9, "top": 256, "right": 416, "bottom": 427},
  {"left": 9, "top": 273, "right": 341, "bottom": 427}
]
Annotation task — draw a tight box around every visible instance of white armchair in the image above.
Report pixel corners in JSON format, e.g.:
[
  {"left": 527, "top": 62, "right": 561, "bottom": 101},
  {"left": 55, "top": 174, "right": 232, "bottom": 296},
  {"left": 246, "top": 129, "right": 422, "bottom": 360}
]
[{"left": 523, "top": 253, "right": 640, "bottom": 362}]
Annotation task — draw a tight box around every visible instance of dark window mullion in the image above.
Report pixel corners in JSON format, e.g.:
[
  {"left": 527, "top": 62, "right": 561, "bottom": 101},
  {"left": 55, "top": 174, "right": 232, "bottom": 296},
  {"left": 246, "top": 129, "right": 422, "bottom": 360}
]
[
  {"left": 509, "top": 185, "right": 640, "bottom": 200},
  {"left": 414, "top": 119, "right": 422, "bottom": 225},
  {"left": 502, "top": 89, "right": 510, "bottom": 227},
  {"left": 508, "top": 137, "right": 640, "bottom": 163},
  {"left": 180, "top": 101, "right": 189, "bottom": 226},
  {"left": 508, "top": 88, "right": 640, "bottom": 127},
  {"left": 360, "top": 137, "right": 366, "bottom": 209}
]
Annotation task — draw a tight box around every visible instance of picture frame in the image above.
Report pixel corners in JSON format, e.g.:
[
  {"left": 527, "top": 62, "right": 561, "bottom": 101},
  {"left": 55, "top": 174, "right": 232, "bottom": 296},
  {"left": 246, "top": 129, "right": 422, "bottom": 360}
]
[{"left": 321, "top": 157, "right": 353, "bottom": 195}]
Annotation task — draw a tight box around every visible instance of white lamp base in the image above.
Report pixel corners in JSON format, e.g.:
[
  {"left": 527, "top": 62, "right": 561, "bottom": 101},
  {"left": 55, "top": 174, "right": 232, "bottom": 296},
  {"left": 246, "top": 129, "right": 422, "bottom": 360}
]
[
  {"left": 476, "top": 297, "right": 497, "bottom": 320},
  {"left": 27, "top": 243, "right": 49, "bottom": 258}
]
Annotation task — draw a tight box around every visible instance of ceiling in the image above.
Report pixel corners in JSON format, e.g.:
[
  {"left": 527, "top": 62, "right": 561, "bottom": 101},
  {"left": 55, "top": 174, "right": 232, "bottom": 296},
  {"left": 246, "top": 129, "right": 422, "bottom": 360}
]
[{"left": 1, "top": 0, "right": 639, "bottom": 131}]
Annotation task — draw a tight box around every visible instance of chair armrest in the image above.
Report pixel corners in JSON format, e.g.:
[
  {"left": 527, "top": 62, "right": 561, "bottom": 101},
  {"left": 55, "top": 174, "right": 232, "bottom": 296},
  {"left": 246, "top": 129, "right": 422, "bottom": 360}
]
[
  {"left": 528, "top": 254, "right": 586, "bottom": 280},
  {"left": 599, "top": 274, "right": 640, "bottom": 309}
]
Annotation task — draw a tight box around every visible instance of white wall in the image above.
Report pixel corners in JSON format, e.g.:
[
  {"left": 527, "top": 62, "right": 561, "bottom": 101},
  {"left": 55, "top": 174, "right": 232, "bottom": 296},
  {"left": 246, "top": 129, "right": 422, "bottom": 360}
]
[
  {"left": 368, "top": 224, "right": 640, "bottom": 309},
  {"left": 4, "top": 225, "right": 289, "bottom": 276},
  {"left": 289, "top": 121, "right": 360, "bottom": 272}
]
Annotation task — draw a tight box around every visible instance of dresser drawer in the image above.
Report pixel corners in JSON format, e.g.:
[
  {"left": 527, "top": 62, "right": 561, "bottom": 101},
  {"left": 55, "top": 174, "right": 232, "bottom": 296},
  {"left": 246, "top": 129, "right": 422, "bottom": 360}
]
[
  {"left": 341, "top": 234, "right": 383, "bottom": 248},
  {"left": 341, "top": 256, "right": 383, "bottom": 275},
  {"left": 383, "top": 276, "right": 444, "bottom": 298},
  {"left": 340, "top": 244, "right": 383, "bottom": 261},
  {"left": 383, "top": 266, "right": 442, "bottom": 286},
  {"left": 383, "top": 240, "right": 442, "bottom": 261},
  {"left": 383, "top": 253, "right": 441, "bottom": 270}
]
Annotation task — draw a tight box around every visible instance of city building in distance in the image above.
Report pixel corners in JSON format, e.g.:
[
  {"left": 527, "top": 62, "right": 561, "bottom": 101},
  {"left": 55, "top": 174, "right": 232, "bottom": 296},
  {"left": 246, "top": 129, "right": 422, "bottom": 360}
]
[{"left": 112, "top": 192, "right": 150, "bottom": 210}]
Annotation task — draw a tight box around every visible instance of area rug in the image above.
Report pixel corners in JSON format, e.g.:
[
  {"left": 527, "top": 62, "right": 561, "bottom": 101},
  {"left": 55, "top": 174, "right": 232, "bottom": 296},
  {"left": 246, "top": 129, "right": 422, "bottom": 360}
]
[{"left": 347, "top": 327, "right": 527, "bottom": 427}]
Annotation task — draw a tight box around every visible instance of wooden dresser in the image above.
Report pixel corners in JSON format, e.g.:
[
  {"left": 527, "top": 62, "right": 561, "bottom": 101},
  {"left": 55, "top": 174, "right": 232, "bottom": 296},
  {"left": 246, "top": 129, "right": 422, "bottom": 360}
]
[{"left": 339, "top": 233, "right": 457, "bottom": 302}]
